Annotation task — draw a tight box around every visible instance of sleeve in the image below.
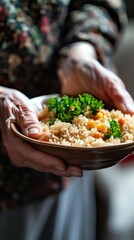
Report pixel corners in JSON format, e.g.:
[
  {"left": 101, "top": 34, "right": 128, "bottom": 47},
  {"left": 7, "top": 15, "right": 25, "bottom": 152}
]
[
  {"left": 0, "top": 1, "right": 42, "bottom": 58},
  {"left": 60, "top": 0, "right": 128, "bottom": 69}
]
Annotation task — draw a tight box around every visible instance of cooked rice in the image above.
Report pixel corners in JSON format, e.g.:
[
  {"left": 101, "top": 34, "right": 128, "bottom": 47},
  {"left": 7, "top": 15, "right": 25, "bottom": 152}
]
[{"left": 38, "top": 108, "right": 134, "bottom": 147}]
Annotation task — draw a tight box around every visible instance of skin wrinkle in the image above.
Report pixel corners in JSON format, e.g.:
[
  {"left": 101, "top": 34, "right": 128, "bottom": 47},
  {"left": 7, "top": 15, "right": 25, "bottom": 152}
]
[
  {"left": 4, "top": 98, "right": 17, "bottom": 128},
  {"left": 6, "top": 137, "right": 67, "bottom": 174},
  {"left": 93, "top": 62, "right": 134, "bottom": 110},
  {"left": 17, "top": 144, "right": 82, "bottom": 175}
]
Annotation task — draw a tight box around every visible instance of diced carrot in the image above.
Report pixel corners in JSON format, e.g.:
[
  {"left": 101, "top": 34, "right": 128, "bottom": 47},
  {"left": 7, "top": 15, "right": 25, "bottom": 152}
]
[
  {"left": 93, "top": 132, "right": 102, "bottom": 138},
  {"left": 96, "top": 123, "right": 107, "bottom": 133},
  {"left": 96, "top": 111, "right": 104, "bottom": 119},
  {"left": 87, "top": 120, "right": 96, "bottom": 129},
  {"left": 118, "top": 118, "right": 125, "bottom": 126},
  {"left": 91, "top": 111, "right": 104, "bottom": 120}
]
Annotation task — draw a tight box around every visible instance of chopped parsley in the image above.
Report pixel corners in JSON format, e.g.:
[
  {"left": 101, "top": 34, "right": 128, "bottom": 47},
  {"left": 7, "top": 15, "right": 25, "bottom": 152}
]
[
  {"left": 47, "top": 93, "right": 104, "bottom": 123},
  {"left": 104, "top": 119, "right": 122, "bottom": 139},
  {"left": 49, "top": 118, "right": 55, "bottom": 126}
]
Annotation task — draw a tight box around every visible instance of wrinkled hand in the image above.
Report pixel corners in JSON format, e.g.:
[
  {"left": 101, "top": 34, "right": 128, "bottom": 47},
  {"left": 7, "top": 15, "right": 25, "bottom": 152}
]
[
  {"left": 0, "top": 87, "right": 82, "bottom": 177},
  {"left": 58, "top": 42, "right": 134, "bottom": 114}
]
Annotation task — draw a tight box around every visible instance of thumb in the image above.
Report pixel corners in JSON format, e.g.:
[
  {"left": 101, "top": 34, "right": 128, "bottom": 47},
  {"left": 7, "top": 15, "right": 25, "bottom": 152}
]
[
  {"left": 15, "top": 99, "right": 43, "bottom": 138},
  {"left": 17, "top": 104, "right": 42, "bottom": 138}
]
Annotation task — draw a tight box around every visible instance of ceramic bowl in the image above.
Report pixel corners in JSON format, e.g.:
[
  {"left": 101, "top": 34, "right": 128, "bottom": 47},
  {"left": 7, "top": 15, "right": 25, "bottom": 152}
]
[{"left": 11, "top": 95, "right": 134, "bottom": 170}]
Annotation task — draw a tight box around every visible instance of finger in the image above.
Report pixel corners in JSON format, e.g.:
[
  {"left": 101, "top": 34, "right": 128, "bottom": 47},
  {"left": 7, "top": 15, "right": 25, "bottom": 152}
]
[
  {"left": 8, "top": 136, "right": 83, "bottom": 177},
  {"left": 23, "top": 150, "right": 82, "bottom": 177},
  {"left": 64, "top": 165, "right": 83, "bottom": 177},
  {"left": 0, "top": 97, "right": 17, "bottom": 138},
  {"left": 14, "top": 99, "right": 43, "bottom": 138},
  {"left": 95, "top": 64, "right": 134, "bottom": 114},
  {"left": 53, "top": 165, "right": 83, "bottom": 177},
  {"left": 3, "top": 97, "right": 17, "bottom": 125},
  {"left": 3, "top": 97, "right": 42, "bottom": 138},
  {"left": 7, "top": 138, "right": 66, "bottom": 173},
  {"left": 112, "top": 87, "right": 134, "bottom": 114},
  {"left": 104, "top": 78, "right": 134, "bottom": 114}
]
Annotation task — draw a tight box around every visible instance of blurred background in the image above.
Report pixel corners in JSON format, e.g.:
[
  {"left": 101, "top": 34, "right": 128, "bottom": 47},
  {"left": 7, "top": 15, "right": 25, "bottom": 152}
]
[
  {"left": 95, "top": 1, "right": 134, "bottom": 240},
  {"left": 114, "top": 0, "right": 134, "bottom": 98}
]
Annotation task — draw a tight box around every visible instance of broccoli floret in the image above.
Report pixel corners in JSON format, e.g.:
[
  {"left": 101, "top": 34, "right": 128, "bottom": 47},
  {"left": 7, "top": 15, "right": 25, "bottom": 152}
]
[{"left": 105, "top": 119, "right": 122, "bottom": 139}]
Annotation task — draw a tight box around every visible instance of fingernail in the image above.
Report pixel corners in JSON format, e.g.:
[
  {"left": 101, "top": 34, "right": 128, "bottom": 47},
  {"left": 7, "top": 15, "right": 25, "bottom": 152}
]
[{"left": 28, "top": 128, "right": 40, "bottom": 135}]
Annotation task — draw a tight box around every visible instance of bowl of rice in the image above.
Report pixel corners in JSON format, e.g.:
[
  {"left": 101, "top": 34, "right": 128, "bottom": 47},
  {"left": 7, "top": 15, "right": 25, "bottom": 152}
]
[{"left": 11, "top": 94, "right": 134, "bottom": 170}]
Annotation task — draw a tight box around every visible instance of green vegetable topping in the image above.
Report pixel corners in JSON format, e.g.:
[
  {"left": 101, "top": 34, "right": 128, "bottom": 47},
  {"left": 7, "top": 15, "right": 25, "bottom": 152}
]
[
  {"left": 104, "top": 119, "right": 122, "bottom": 139},
  {"left": 47, "top": 93, "right": 104, "bottom": 123},
  {"left": 49, "top": 118, "right": 55, "bottom": 126}
]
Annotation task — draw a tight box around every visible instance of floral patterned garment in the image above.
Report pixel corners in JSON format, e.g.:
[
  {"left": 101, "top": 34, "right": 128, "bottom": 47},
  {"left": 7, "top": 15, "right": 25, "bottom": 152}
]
[{"left": 0, "top": 0, "right": 127, "bottom": 211}]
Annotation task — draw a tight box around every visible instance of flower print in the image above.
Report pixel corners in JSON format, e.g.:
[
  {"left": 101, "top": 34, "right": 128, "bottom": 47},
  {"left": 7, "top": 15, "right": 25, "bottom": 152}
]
[
  {"left": 19, "top": 32, "right": 32, "bottom": 48},
  {"left": 39, "top": 16, "right": 50, "bottom": 33},
  {"left": 13, "top": 32, "right": 32, "bottom": 49},
  {"left": 34, "top": 45, "right": 52, "bottom": 64},
  {"left": 8, "top": 54, "right": 21, "bottom": 69},
  {"left": 0, "top": 6, "right": 8, "bottom": 21}
]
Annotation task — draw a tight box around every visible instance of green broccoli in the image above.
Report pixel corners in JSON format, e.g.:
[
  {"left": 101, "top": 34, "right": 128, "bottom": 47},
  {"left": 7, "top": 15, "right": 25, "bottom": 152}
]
[{"left": 104, "top": 119, "right": 122, "bottom": 139}]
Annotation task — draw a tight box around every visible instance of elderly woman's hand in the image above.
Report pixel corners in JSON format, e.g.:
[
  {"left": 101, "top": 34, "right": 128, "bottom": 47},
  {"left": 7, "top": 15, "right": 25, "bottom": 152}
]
[
  {"left": 58, "top": 42, "right": 134, "bottom": 114},
  {"left": 0, "top": 87, "right": 82, "bottom": 177}
]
